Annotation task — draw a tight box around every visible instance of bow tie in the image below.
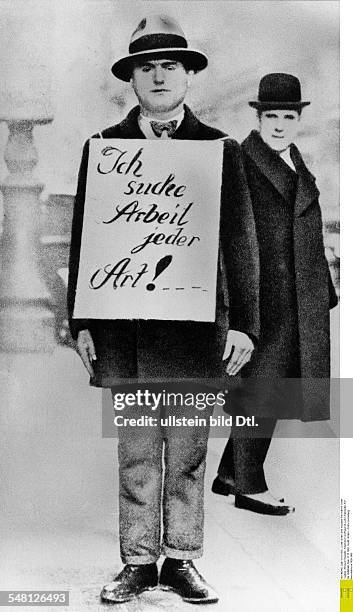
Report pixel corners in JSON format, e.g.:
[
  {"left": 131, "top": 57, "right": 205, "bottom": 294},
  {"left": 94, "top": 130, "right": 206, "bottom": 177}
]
[{"left": 150, "top": 120, "right": 178, "bottom": 138}]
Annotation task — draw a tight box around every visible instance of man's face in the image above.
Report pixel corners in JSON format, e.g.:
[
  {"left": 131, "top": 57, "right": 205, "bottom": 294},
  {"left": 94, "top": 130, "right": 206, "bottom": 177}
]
[
  {"left": 259, "top": 109, "right": 300, "bottom": 151},
  {"left": 131, "top": 58, "right": 191, "bottom": 117}
]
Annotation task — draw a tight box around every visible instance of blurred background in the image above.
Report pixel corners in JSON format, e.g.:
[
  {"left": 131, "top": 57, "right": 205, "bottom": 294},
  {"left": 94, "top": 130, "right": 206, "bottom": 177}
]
[{"left": 0, "top": 2, "right": 340, "bottom": 610}]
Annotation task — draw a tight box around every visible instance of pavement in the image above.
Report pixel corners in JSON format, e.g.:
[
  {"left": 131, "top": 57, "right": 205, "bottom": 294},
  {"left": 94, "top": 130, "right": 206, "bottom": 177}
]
[{"left": 0, "top": 307, "right": 340, "bottom": 611}]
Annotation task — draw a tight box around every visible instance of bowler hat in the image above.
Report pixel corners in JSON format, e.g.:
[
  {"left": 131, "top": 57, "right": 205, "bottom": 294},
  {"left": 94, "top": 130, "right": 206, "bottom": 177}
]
[
  {"left": 112, "top": 14, "right": 208, "bottom": 82},
  {"left": 249, "top": 73, "right": 310, "bottom": 110}
]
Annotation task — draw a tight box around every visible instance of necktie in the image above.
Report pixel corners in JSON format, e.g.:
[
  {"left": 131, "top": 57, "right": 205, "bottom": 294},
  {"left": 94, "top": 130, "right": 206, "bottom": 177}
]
[{"left": 150, "top": 120, "right": 178, "bottom": 138}]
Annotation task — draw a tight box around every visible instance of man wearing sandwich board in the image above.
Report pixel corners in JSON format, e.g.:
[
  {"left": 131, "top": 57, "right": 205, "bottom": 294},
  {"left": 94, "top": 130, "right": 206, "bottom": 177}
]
[{"left": 68, "top": 14, "right": 259, "bottom": 604}]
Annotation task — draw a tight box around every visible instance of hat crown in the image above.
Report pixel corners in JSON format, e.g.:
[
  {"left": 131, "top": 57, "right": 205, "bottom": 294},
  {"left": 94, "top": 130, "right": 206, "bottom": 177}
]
[
  {"left": 131, "top": 14, "right": 186, "bottom": 44},
  {"left": 129, "top": 14, "right": 188, "bottom": 54},
  {"left": 258, "top": 73, "right": 302, "bottom": 103}
]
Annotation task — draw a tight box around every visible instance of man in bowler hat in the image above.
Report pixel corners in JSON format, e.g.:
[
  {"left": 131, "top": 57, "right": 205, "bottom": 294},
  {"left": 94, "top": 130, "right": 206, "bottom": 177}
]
[
  {"left": 68, "top": 15, "right": 259, "bottom": 604},
  {"left": 213, "top": 73, "right": 337, "bottom": 515}
]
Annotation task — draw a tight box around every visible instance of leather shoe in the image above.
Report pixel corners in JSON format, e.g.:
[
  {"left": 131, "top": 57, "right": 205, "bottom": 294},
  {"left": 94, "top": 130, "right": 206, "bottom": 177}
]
[
  {"left": 212, "top": 477, "right": 285, "bottom": 503},
  {"left": 235, "top": 493, "right": 294, "bottom": 515},
  {"left": 211, "top": 476, "right": 234, "bottom": 496},
  {"left": 159, "top": 558, "right": 219, "bottom": 604},
  {"left": 100, "top": 563, "right": 158, "bottom": 603}
]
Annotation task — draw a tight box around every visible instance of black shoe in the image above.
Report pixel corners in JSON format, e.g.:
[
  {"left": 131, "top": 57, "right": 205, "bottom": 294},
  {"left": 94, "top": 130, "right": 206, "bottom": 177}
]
[
  {"left": 100, "top": 563, "right": 158, "bottom": 603},
  {"left": 211, "top": 476, "right": 234, "bottom": 496},
  {"left": 235, "top": 493, "right": 294, "bottom": 516},
  {"left": 159, "top": 558, "right": 219, "bottom": 604},
  {"left": 212, "top": 477, "right": 285, "bottom": 504}
]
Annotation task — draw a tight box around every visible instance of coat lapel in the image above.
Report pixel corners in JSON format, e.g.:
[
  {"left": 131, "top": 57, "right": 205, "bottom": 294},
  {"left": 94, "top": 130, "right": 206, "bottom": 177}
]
[
  {"left": 116, "top": 106, "right": 146, "bottom": 138},
  {"left": 290, "top": 144, "right": 320, "bottom": 217},
  {"left": 173, "top": 105, "right": 204, "bottom": 140},
  {"left": 243, "top": 131, "right": 319, "bottom": 216},
  {"left": 242, "top": 131, "right": 297, "bottom": 204}
]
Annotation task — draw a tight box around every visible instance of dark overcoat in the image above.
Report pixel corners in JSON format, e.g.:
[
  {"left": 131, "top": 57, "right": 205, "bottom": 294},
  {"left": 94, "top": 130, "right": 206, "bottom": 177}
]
[
  {"left": 227, "top": 130, "right": 337, "bottom": 421},
  {"left": 67, "top": 106, "right": 260, "bottom": 387}
]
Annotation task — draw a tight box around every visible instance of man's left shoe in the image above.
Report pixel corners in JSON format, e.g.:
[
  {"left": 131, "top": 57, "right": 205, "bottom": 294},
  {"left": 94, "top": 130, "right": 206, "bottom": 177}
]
[
  {"left": 211, "top": 475, "right": 234, "bottom": 496},
  {"left": 159, "top": 558, "right": 219, "bottom": 604}
]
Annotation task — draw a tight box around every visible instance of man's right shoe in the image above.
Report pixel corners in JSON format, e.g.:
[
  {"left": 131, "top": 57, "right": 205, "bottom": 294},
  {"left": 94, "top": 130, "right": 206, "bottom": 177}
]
[{"left": 100, "top": 563, "right": 158, "bottom": 603}]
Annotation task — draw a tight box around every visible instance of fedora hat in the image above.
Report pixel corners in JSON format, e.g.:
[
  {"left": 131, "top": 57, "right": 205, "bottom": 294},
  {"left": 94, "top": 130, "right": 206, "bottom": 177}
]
[
  {"left": 249, "top": 73, "right": 310, "bottom": 110},
  {"left": 111, "top": 14, "right": 208, "bottom": 82}
]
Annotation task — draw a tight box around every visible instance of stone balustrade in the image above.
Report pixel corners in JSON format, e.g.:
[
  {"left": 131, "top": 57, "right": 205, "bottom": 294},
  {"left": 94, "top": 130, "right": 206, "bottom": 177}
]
[{"left": 0, "top": 117, "right": 56, "bottom": 351}]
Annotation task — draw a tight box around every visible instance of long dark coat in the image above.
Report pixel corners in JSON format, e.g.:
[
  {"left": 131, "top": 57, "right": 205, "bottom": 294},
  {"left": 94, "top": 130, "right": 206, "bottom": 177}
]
[
  {"left": 67, "top": 106, "right": 260, "bottom": 386},
  {"left": 227, "top": 130, "right": 337, "bottom": 421}
]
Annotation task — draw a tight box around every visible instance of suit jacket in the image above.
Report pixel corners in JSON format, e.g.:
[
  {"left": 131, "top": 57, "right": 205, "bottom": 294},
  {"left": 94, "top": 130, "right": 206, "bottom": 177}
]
[
  {"left": 67, "top": 106, "right": 260, "bottom": 386},
  {"left": 226, "top": 130, "right": 337, "bottom": 421}
]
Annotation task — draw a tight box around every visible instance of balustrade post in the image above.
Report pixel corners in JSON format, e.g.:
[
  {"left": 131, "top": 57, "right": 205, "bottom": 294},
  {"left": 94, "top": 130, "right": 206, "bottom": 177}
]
[{"left": 0, "top": 116, "right": 56, "bottom": 351}]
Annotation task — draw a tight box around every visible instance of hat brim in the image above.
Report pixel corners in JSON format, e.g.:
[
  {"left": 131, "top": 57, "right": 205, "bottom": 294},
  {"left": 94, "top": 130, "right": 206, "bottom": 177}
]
[
  {"left": 248, "top": 100, "right": 311, "bottom": 110},
  {"left": 112, "top": 48, "right": 208, "bottom": 81}
]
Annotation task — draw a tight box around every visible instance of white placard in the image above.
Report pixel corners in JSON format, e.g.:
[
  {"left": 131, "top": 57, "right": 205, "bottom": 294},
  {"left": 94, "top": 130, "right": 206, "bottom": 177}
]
[{"left": 73, "top": 139, "right": 223, "bottom": 321}]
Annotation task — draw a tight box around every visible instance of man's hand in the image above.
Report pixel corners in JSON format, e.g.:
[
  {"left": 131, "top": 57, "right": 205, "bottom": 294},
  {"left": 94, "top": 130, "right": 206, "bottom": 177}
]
[
  {"left": 222, "top": 330, "right": 254, "bottom": 376},
  {"left": 77, "top": 329, "right": 96, "bottom": 377}
]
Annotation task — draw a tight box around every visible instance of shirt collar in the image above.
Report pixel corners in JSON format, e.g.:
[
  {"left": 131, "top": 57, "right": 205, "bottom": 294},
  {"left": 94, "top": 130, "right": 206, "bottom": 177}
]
[{"left": 279, "top": 146, "right": 296, "bottom": 172}]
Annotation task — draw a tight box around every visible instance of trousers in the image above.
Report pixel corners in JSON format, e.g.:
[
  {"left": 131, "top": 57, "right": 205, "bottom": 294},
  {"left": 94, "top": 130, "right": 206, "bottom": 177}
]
[
  {"left": 113, "top": 386, "right": 213, "bottom": 564},
  {"left": 217, "top": 418, "right": 277, "bottom": 494}
]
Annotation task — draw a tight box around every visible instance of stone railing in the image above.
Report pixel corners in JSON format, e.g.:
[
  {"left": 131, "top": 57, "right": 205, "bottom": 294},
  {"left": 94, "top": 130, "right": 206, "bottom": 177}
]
[{"left": 0, "top": 117, "right": 56, "bottom": 352}]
